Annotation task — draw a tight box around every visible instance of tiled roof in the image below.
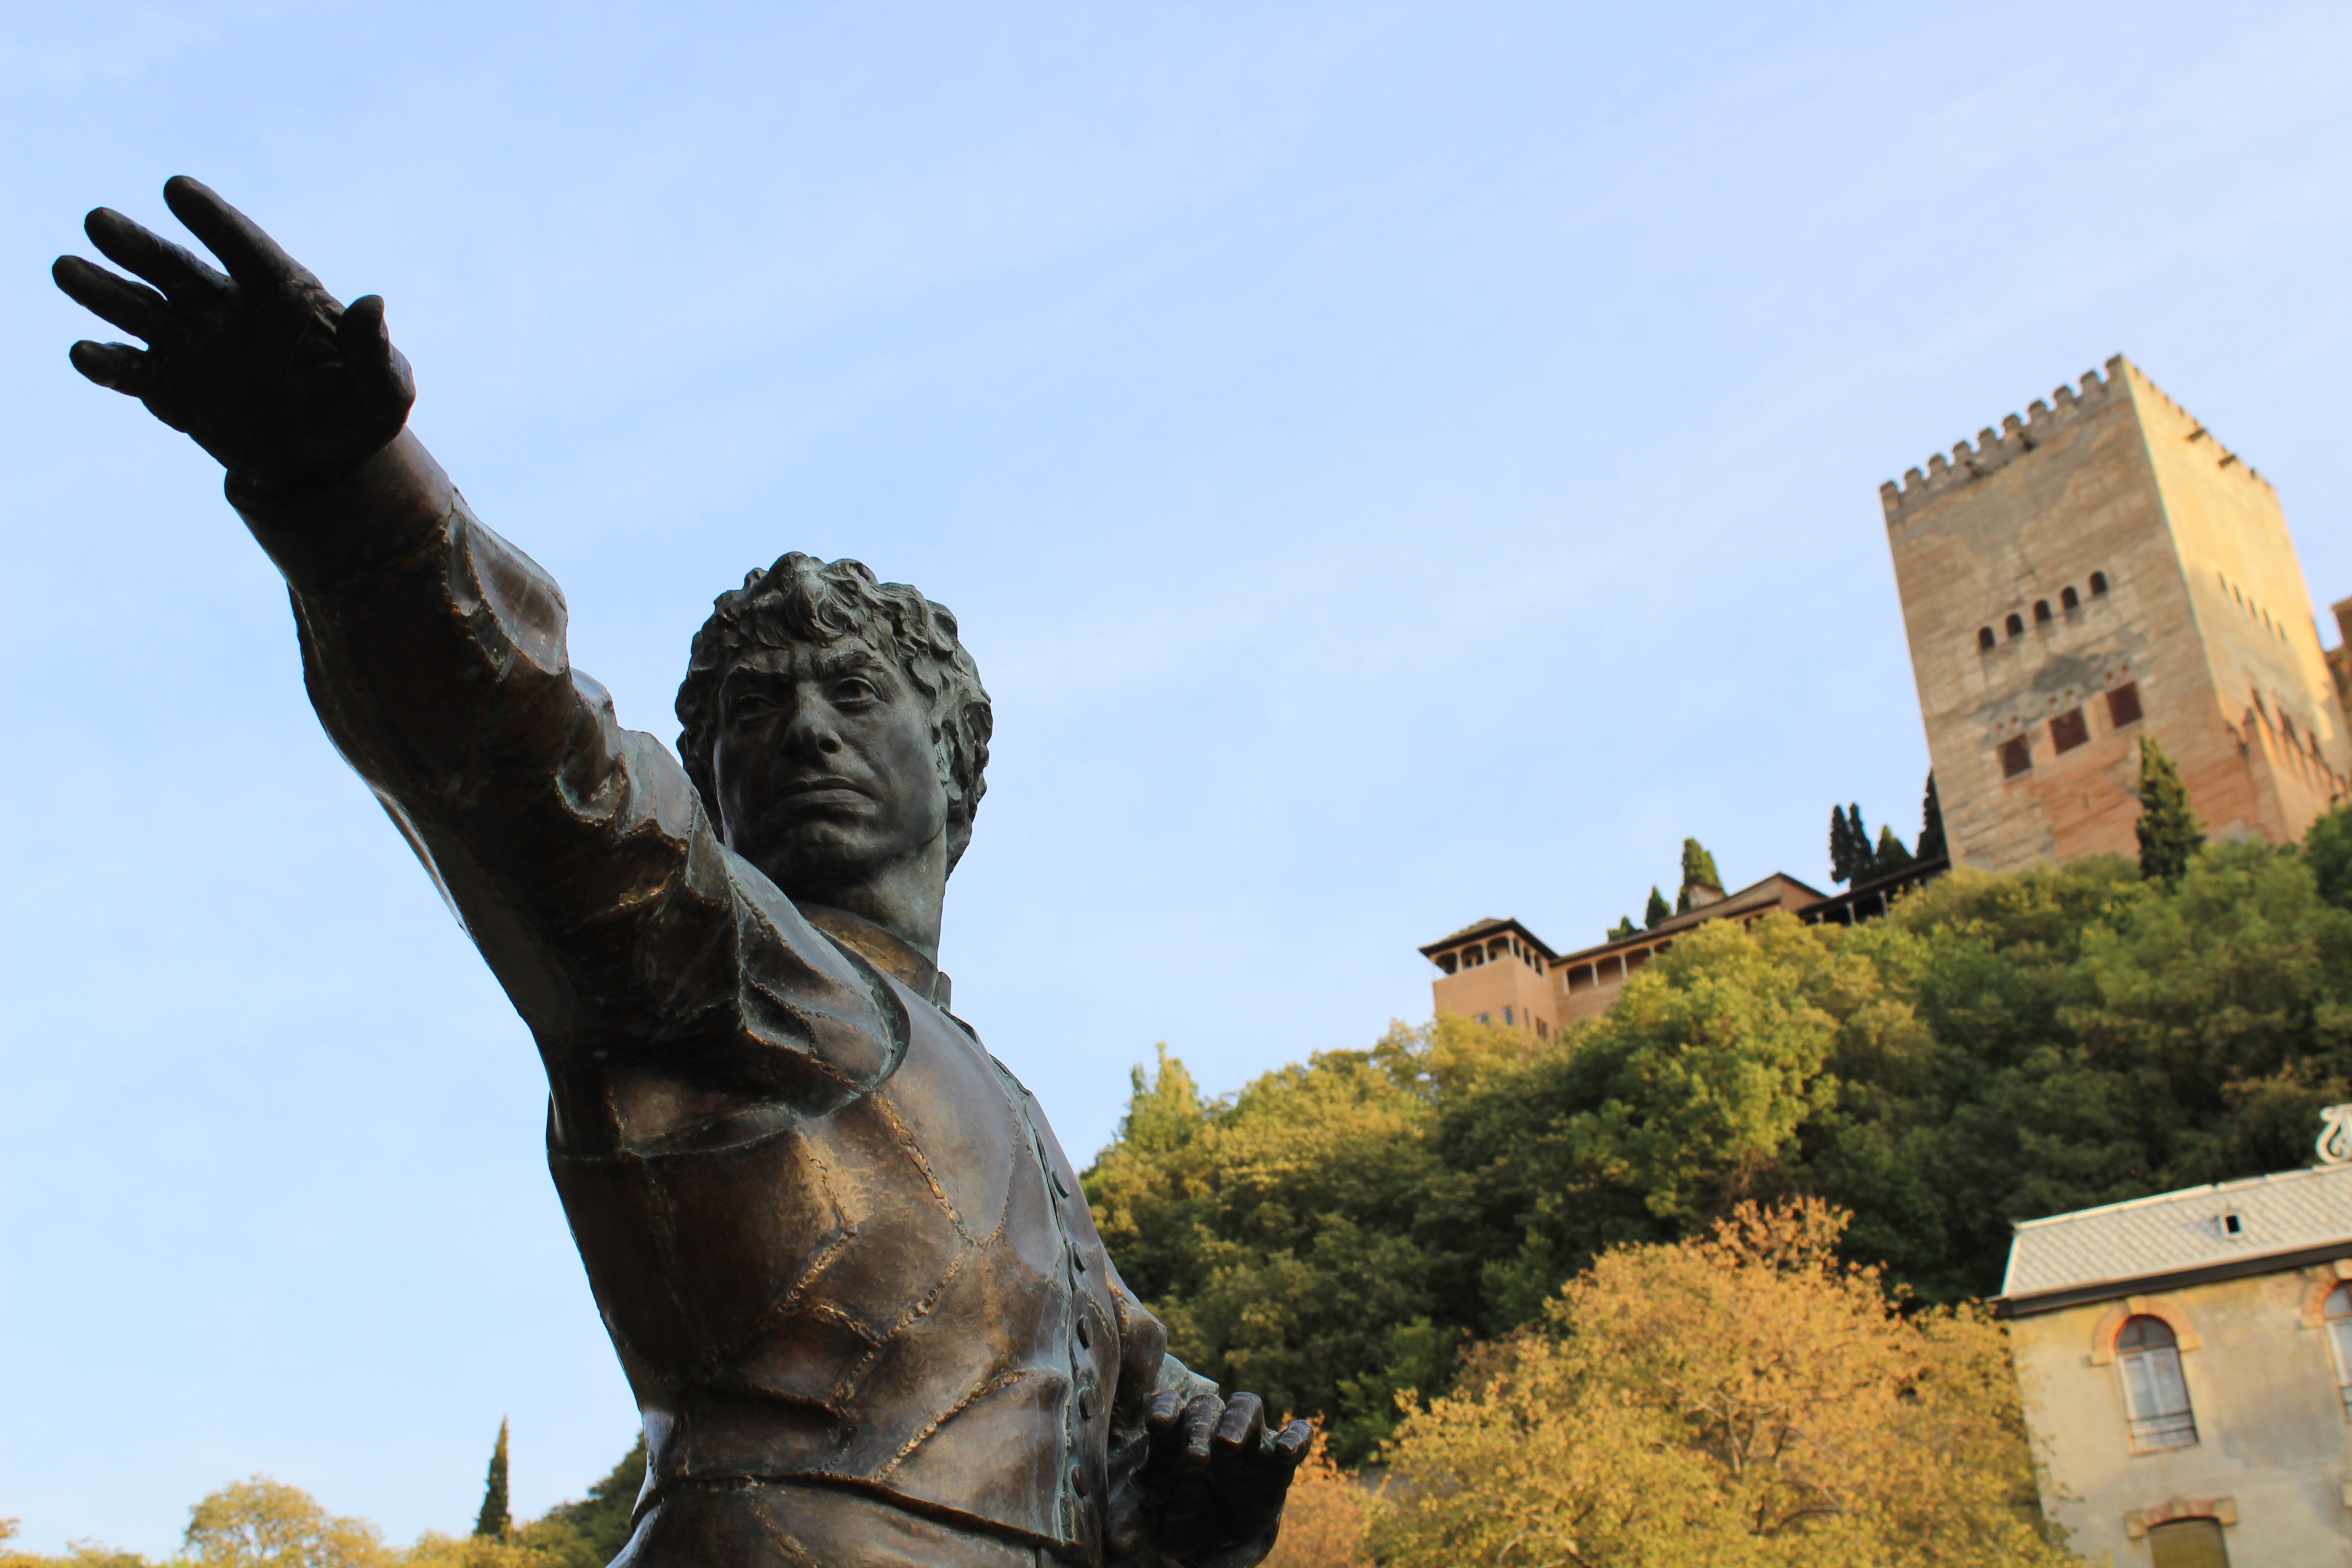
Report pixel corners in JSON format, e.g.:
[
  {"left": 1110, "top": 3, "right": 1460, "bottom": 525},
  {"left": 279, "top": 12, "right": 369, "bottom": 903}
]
[{"left": 1999, "top": 1163, "right": 2352, "bottom": 1301}]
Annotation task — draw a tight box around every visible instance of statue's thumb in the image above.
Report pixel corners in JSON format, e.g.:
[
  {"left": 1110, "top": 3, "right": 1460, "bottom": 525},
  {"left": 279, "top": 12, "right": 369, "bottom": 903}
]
[{"left": 338, "top": 294, "right": 416, "bottom": 410}]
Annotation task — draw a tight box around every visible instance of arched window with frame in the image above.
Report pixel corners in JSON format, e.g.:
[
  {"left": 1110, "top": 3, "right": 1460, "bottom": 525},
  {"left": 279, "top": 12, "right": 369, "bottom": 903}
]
[
  {"left": 2117, "top": 1314, "right": 2197, "bottom": 1450},
  {"left": 2324, "top": 1283, "right": 2352, "bottom": 1418}
]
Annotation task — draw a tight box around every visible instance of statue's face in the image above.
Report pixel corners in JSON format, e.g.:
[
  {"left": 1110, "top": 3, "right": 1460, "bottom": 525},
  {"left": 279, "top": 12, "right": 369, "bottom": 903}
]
[{"left": 710, "top": 637, "right": 951, "bottom": 897}]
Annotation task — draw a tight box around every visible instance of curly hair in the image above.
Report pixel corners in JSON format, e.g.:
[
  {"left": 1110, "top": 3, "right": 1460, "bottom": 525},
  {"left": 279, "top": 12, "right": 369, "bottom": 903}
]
[{"left": 675, "top": 553, "right": 993, "bottom": 874}]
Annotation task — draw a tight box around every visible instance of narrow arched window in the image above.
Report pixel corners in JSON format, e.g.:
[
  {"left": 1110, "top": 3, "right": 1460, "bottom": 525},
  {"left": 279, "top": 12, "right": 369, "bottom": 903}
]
[
  {"left": 2116, "top": 1315, "right": 2196, "bottom": 1450},
  {"left": 2061, "top": 586, "right": 2079, "bottom": 611},
  {"left": 2006, "top": 612, "right": 2025, "bottom": 638},
  {"left": 2034, "top": 599, "right": 2052, "bottom": 623},
  {"left": 1978, "top": 627, "right": 1996, "bottom": 652},
  {"left": 2090, "top": 571, "right": 2109, "bottom": 595},
  {"left": 2324, "top": 1284, "right": 2352, "bottom": 1418}
]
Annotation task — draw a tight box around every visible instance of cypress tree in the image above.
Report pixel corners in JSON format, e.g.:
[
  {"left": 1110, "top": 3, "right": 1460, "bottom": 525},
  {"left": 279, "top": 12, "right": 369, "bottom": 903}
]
[
  {"left": 474, "top": 1418, "right": 512, "bottom": 1539},
  {"left": 1643, "top": 886, "right": 1671, "bottom": 930},
  {"left": 1679, "top": 838, "right": 1722, "bottom": 891},
  {"left": 1870, "top": 824, "right": 1914, "bottom": 878},
  {"left": 1829, "top": 804, "right": 1872, "bottom": 885},
  {"left": 1916, "top": 773, "right": 1947, "bottom": 862},
  {"left": 1606, "top": 915, "right": 1638, "bottom": 941},
  {"left": 2136, "top": 734, "right": 2205, "bottom": 881}
]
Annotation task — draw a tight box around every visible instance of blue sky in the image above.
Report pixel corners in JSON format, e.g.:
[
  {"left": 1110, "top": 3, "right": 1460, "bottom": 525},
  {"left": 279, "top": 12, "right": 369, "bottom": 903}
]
[{"left": 6, "top": 0, "right": 2351, "bottom": 1552}]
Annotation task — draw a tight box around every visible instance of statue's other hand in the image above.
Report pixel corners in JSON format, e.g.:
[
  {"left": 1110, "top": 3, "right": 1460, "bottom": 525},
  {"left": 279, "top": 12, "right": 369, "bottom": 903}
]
[
  {"left": 1139, "top": 1388, "right": 1313, "bottom": 1562},
  {"left": 53, "top": 176, "right": 414, "bottom": 495}
]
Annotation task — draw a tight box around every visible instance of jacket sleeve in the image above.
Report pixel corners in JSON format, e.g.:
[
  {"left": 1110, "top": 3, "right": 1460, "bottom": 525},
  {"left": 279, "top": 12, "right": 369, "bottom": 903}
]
[{"left": 230, "top": 432, "right": 902, "bottom": 1135}]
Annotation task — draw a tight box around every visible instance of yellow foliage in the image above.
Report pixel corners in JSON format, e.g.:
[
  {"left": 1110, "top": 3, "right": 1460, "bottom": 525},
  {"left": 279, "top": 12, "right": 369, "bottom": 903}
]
[
  {"left": 1260, "top": 1433, "right": 1368, "bottom": 1568},
  {"left": 1368, "top": 1200, "right": 2079, "bottom": 1568},
  {"left": 181, "top": 1480, "right": 390, "bottom": 1568}
]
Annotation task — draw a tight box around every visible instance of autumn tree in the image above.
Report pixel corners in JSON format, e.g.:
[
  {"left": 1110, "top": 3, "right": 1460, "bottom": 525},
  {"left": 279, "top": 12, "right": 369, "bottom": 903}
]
[
  {"left": 1256, "top": 1434, "right": 1367, "bottom": 1568},
  {"left": 1369, "top": 1202, "right": 2076, "bottom": 1568},
  {"left": 181, "top": 1480, "right": 388, "bottom": 1568}
]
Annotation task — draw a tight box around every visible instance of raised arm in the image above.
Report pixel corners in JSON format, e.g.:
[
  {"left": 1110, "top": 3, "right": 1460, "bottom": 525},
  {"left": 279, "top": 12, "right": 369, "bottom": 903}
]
[{"left": 54, "top": 180, "right": 900, "bottom": 1137}]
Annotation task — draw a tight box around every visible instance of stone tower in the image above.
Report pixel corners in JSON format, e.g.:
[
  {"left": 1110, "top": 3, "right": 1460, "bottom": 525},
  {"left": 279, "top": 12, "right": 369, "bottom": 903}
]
[{"left": 1883, "top": 354, "right": 2349, "bottom": 873}]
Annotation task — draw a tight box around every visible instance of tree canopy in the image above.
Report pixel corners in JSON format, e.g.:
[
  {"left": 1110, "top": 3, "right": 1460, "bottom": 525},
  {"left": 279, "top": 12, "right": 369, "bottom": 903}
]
[
  {"left": 1369, "top": 1202, "right": 2071, "bottom": 1568},
  {"left": 1088, "top": 809, "right": 2352, "bottom": 1457}
]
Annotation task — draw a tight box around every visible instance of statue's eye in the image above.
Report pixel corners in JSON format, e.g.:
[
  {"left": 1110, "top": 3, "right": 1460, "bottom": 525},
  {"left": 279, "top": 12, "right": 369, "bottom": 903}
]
[
  {"left": 727, "top": 691, "right": 779, "bottom": 724},
  {"left": 834, "top": 677, "right": 878, "bottom": 704}
]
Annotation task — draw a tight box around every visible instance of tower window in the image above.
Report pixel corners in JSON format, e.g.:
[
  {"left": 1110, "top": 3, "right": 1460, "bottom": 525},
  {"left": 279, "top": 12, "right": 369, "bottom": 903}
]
[
  {"left": 2107, "top": 683, "right": 2143, "bottom": 727},
  {"left": 2050, "top": 707, "right": 2089, "bottom": 753},
  {"left": 1999, "top": 736, "right": 2032, "bottom": 778},
  {"left": 2034, "top": 599, "right": 2052, "bottom": 623},
  {"left": 2061, "top": 586, "right": 2079, "bottom": 611},
  {"left": 1978, "top": 627, "right": 1996, "bottom": 652},
  {"left": 2116, "top": 1314, "right": 2197, "bottom": 1451},
  {"left": 2005, "top": 612, "right": 2025, "bottom": 638},
  {"left": 2090, "top": 571, "right": 2109, "bottom": 595}
]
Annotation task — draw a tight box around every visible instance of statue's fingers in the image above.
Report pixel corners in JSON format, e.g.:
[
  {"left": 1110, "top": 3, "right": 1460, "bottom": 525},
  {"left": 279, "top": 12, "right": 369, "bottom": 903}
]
[
  {"left": 1271, "top": 1419, "right": 1313, "bottom": 1466},
  {"left": 1212, "top": 1392, "right": 1264, "bottom": 1456},
  {"left": 1147, "top": 1388, "right": 1186, "bottom": 1434},
  {"left": 337, "top": 295, "right": 416, "bottom": 407},
  {"left": 1180, "top": 1393, "right": 1223, "bottom": 1465},
  {"left": 85, "top": 207, "right": 227, "bottom": 302},
  {"left": 53, "top": 256, "right": 179, "bottom": 344},
  {"left": 68, "top": 340, "right": 157, "bottom": 395},
  {"left": 162, "top": 176, "right": 299, "bottom": 286}
]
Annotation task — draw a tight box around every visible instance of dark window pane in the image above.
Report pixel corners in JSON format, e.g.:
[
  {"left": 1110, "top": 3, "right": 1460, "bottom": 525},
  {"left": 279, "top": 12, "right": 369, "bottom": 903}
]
[
  {"left": 2107, "top": 682, "right": 2143, "bottom": 726},
  {"left": 2034, "top": 600, "right": 2052, "bottom": 623},
  {"left": 1978, "top": 627, "right": 1996, "bottom": 651},
  {"left": 2051, "top": 708, "right": 2089, "bottom": 752},
  {"left": 2000, "top": 737, "right": 2032, "bottom": 778},
  {"left": 2091, "top": 570, "right": 2110, "bottom": 595},
  {"left": 2006, "top": 612, "right": 2025, "bottom": 637},
  {"left": 2062, "top": 586, "right": 2079, "bottom": 610}
]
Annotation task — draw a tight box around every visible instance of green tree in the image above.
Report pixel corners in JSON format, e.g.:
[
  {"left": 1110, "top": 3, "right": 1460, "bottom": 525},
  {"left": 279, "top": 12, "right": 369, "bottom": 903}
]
[
  {"left": 1606, "top": 915, "right": 1639, "bottom": 941},
  {"left": 472, "top": 1422, "right": 510, "bottom": 1540},
  {"left": 1917, "top": 772, "right": 1947, "bottom": 862},
  {"left": 2136, "top": 734, "right": 2205, "bottom": 881},
  {"left": 530, "top": 1438, "right": 645, "bottom": 1567},
  {"left": 1674, "top": 837, "right": 1723, "bottom": 913},
  {"left": 2304, "top": 801, "right": 2352, "bottom": 910},
  {"left": 1642, "top": 885, "right": 1671, "bottom": 930},
  {"left": 1829, "top": 804, "right": 1872, "bottom": 886},
  {"left": 1870, "top": 823, "right": 1914, "bottom": 879},
  {"left": 1084, "top": 1015, "right": 1526, "bottom": 1461}
]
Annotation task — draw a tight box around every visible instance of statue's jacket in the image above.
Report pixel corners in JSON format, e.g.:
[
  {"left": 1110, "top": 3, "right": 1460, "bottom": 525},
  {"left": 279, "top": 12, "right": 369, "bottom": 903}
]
[{"left": 231, "top": 434, "right": 1223, "bottom": 1566}]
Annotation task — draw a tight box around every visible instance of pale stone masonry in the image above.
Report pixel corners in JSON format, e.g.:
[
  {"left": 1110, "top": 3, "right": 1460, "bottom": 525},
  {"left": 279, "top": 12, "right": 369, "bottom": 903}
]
[{"left": 1884, "top": 355, "right": 2350, "bottom": 872}]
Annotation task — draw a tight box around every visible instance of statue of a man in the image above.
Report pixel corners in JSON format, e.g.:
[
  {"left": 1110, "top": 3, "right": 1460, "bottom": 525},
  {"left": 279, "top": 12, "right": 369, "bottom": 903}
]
[{"left": 54, "top": 178, "right": 1308, "bottom": 1568}]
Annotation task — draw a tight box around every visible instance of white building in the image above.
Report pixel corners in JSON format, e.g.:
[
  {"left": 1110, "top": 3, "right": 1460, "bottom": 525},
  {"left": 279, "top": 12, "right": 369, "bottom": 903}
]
[{"left": 1997, "top": 1153, "right": 2352, "bottom": 1567}]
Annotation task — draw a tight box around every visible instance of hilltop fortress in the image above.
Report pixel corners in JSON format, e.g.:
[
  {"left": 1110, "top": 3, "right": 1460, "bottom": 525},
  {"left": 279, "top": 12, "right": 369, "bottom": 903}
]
[
  {"left": 1886, "top": 354, "right": 2348, "bottom": 871},
  {"left": 1420, "top": 354, "right": 2351, "bottom": 1032}
]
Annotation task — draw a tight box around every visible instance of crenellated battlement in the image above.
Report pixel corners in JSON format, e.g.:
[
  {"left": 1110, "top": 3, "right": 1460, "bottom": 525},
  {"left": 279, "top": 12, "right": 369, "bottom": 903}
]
[{"left": 1879, "top": 354, "right": 2272, "bottom": 524}]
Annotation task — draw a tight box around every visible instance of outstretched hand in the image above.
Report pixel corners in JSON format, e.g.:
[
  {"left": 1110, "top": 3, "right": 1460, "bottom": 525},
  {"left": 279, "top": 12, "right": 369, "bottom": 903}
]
[
  {"left": 1137, "top": 1388, "right": 1313, "bottom": 1563},
  {"left": 53, "top": 176, "right": 413, "bottom": 495}
]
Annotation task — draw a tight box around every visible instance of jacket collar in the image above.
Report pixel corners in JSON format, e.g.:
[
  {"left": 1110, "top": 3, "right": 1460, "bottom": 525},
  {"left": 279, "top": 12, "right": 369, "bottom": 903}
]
[{"left": 799, "top": 902, "right": 953, "bottom": 1012}]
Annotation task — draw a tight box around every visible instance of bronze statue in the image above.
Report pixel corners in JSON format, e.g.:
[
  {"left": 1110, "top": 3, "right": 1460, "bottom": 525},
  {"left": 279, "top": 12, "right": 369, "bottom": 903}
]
[{"left": 54, "top": 178, "right": 1309, "bottom": 1568}]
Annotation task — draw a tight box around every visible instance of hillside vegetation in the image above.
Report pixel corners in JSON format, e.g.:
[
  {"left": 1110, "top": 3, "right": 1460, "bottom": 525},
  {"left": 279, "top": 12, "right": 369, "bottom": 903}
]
[{"left": 1086, "top": 810, "right": 2352, "bottom": 1459}]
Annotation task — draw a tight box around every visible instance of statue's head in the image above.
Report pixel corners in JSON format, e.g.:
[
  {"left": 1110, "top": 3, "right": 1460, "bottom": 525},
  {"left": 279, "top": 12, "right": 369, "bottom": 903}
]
[{"left": 676, "top": 554, "right": 992, "bottom": 902}]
